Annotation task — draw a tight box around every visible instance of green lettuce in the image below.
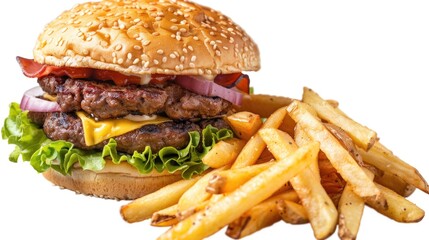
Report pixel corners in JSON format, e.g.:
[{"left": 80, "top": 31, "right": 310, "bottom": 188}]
[{"left": 2, "top": 102, "right": 233, "bottom": 179}]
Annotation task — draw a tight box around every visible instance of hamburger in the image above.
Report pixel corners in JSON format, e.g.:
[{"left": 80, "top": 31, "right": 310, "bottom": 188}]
[{"left": 2, "top": 0, "right": 260, "bottom": 200}]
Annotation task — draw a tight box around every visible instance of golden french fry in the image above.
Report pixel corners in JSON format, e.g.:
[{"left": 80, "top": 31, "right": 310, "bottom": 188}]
[
  {"left": 206, "top": 162, "right": 274, "bottom": 194},
  {"left": 235, "top": 94, "right": 295, "bottom": 118},
  {"left": 367, "top": 183, "right": 425, "bottom": 223},
  {"left": 338, "top": 184, "right": 365, "bottom": 240},
  {"left": 374, "top": 170, "right": 416, "bottom": 197},
  {"left": 158, "top": 142, "right": 319, "bottom": 240},
  {"left": 302, "top": 87, "right": 377, "bottom": 151},
  {"left": 151, "top": 204, "right": 179, "bottom": 227},
  {"left": 225, "top": 191, "right": 299, "bottom": 239},
  {"left": 259, "top": 128, "right": 338, "bottom": 239},
  {"left": 287, "top": 101, "right": 384, "bottom": 203},
  {"left": 231, "top": 107, "right": 287, "bottom": 169},
  {"left": 202, "top": 138, "right": 245, "bottom": 168},
  {"left": 120, "top": 177, "right": 200, "bottom": 223},
  {"left": 359, "top": 142, "right": 429, "bottom": 194},
  {"left": 294, "top": 123, "right": 320, "bottom": 182},
  {"left": 277, "top": 200, "right": 309, "bottom": 224},
  {"left": 177, "top": 167, "right": 226, "bottom": 212},
  {"left": 226, "top": 111, "right": 263, "bottom": 140}
]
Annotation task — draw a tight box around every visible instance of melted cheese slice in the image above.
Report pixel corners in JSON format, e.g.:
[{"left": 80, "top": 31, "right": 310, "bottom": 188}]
[{"left": 76, "top": 112, "right": 171, "bottom": 146}]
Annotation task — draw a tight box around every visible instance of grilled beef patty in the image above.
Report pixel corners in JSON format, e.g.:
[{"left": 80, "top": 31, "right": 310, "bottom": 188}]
[
  {"left": 38, "top": 76, "right": 232, "bottom": 120},
  {"left": 28, "top": 111, "right": 230, "bottom": 154}
]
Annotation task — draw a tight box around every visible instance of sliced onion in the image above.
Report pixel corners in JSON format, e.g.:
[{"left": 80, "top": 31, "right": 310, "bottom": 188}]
[
  {"left": 175, "top": 76, "right": 243, "bottom": 105},
  {"left": 20, "top": 86, "right": 61, "bottom": 112}
]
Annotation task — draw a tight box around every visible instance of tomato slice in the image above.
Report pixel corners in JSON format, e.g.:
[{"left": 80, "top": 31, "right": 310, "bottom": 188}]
[{"left": 214, "top": 73, "right": 250, "bottom": 94}]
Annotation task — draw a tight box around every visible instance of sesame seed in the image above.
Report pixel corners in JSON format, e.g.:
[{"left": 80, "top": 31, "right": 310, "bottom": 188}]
[
  {"left": 180, "top": 56, "right": 185, "bottom": 62},
  {"left": 170, "top": 25, "right": 178, "bottom": 31},
  {"left": 134, "top": 18, "right": 141, "bottom": 23},
  {"left": 82, "top": 49, "right": 89, "bottom": 55},
  {"left": 154, "top": 59, "right": 159, "bottom": 65},
  {"left": 61, "top": 27, "right": 68, "bottom": 33},
  {"left": 115, "top": 44, "right": 122, "bottom": 51},
  {"left": 112, "top": 52, "right": 117, "bottom": 58},
  {"left": 142, "top": 40, "right": 151, "bottom": 46},
  {"left": 223, "top": 46, "right": 229, "bottom": 50},
  {"left": 133, "top": 58, "right": 140, "bottom": 64},
  {"left": 134, "top": 45, "right": 142, "bottom": 50},
  {"left": 77, "top": 32, "right": 84, "bottom": 37},
  {"left": 189, "top": 62, "right": 196, "bottom": 68},
  {"left": 193, "top": 36, "right": 199, "bottom": 41},
  {"left": 157, "top": 69, "right": 164, "bottom": 74},
  {"left": 155, "top": 16, "right": 162, "bottom": 21},
  {"left": 162, "top": 56, "right": 167, "bottom": 63},
  {"left": 171, "top": 18, "right": 177, "bottom": 23},
  {"left": 227, "top": 27, "right": 234, "bottom": 32},
  {"left": 191, "top": 56, "right": 196, "bottom": 62},
  {"left": 144, "top": 61, "right": 150, "bottom": 68},
  {"left": 220, "top": 33, "right": 227, "bottom": 38},
  {"left": 210, "top": 41, "right": 216, "bottom": 46},
  {"left": 215, "top": 50, "right": 221, "bottom": 56},
  {"left": 183, "top": 48, "right": 188, "bottom": 53},
  {"left": 141, "top": 54, "right": 149, "bottom": 61},
  {"left": 180, "top": 20, "right": 187, "bottom": 24},
  {"left": 117, "top": 58, "right": 124, "bottom": 64},
  {"left": 180, "top": 28, "right": 187, "bottom": 33},
  {"left": 170, "top": 34, "right": 176, "bottom": 38},
  {"left": 210, "top": 32, "right": 215, "bottom": 36},
  {"left": 86, "top": 36, "right": 92, "bottom": 41},
  {"left": 152, "top": 32, "right": 160, "bottom": 36},
  {"left": 169, "top": 53, "right": 176, "bottom": 59},
  {"left": 127, "top": 53, "right": 133, "bottom": 60},
  {"left": 198, "top": 69, "right": 204, "bottom": 75},
  {"left": 184, "top": 13, "right": 190, "bottom": 18},
  {"left": 176, "top": 35, "right": 181, "bottom": 41},
  {"left": 175, "top": 65, "right": 181, "bottom": 71},
  {"left": 157, "top": 49, "right": 164, "bottom": 55},
  {"left": 188, "top": 46, "right": 194, "bottom": 51}
]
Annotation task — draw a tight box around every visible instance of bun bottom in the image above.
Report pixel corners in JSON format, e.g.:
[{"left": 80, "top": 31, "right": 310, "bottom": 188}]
[{"left": 42, "top": 167, "right": 182, "bottom": 200}]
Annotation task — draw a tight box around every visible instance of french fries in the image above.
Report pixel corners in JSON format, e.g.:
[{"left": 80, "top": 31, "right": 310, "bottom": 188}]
[
  {"left": 235, "top": 94, "right": 295, "bottom": 118},
  {"left": 158, "top": 142, "right": 319, "bottom": 240},
  {"left": 202, "top": 138, "right": 245, "bottom": 168},
  {"left": 260, "top": 128, "right": 338, "bottom": 239},
  {"left": 231, "top": 107, "right": 287, "bottom": 169},
  {"left": 206, "top": 162, "right": 274, "bottom": 194},
  {"left": 277, "top": 200, "right": 309, "bottom": 224},
  {"left": 367, "top": 183, "right": 425, "bottom": 223},
  {"left": 119, "top": 87, "right": 428, "bottom": 240},
  {"left": 151, "top": 204, "right": 179, "bottom": 227},
  {"left": 302, "top": 87, "right": 377, "bottom": 151},
  {"left": 120, "top": 177, "right": 200, "bottom": 223},
  {"left": 359, "top": 142, "right": 429, "bottom": 194},
  {"left": 287, "top": 100, "right": 384, "bottom": 203},
  {"left": 226, "top": 111, "right": 262, "bottom": 140}
]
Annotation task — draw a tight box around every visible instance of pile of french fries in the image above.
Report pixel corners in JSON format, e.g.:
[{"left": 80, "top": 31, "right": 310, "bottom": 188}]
[{"left": 120, "top": 87, "right": 428, "bottom": 240}]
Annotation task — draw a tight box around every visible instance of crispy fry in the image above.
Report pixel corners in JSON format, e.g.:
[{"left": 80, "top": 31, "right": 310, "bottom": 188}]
[
  {"left": 226, "top": 197, "right": 281, "bottom": 239},
  {"left": 120, "top": 177, "right": 200, "bottom": 223},
  {"left": 231, "top": 107, "right": 287, "bottom": 169},
  {"left": 277, "top": 200, "right": 309, "bottom": 224},
  {"left": 226, "top": 111, "right": 263, "bottom": 140},
  {"left": 225, "top": 191, "right": 300, "bottom": 239},
  {"left": 294, "top": 123, "right": 320, "bottom": 181},
  {"left": 177, "top": 167, "right": 226, "bottom": 212},
  {"left": 158, "top": 142, "right": 319, "bottom": 240},
  {"left": 302, "top": 87, "right": 377, "bottom": 151},
  {"left": 367, "top": 183, "right": 425, "bottom": 223},
  {"left": 259, "top": 128, "right": 338, "bottom": 239},
  {"left": 359, "top": 142, "right": 429, "bottom": 194},
  {"left": 338, "top": 184, "right": 365, "bottom": 240},
  {"left": 202, "top": 138, "right": 245, "bottom": 168},
  {"left": 374, "top": 170, "right": 416, "bottom": 197},
  {"left": 235, "top": 94, "right": 295, "bottom": 118},
  {"left": 206, "top": 162, "right": 274, "bottom": 194},
  {"left": 151, "top": 204, "right": 179, "bottom": 227},
  {"left": 287, "top": 101, "right": 384, "bottom": 204}
]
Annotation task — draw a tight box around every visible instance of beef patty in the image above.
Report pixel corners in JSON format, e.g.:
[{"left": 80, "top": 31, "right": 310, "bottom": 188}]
[
  {"left": 28, "top": 112, "right": 230, "bottom": 154},
  {"left": 38, "top": 76, "right": 233, "bottom": 120}
]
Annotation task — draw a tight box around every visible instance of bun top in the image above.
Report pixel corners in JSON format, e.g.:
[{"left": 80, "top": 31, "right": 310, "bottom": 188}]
[{"left": 33, "top": 0, "right": 260, "bottom": 76}]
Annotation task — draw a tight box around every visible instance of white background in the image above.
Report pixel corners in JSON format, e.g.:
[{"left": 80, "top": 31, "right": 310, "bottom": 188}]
[{"left": 1, "top": 1, "right": 428, "bottom": 239}]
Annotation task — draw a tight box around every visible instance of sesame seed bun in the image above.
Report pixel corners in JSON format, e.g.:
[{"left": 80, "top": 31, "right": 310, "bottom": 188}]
[
  {"left": 42, "top": 161, "right": 182, "bottom": 200},
  {"left": 33, "top": 0, "right": 260, "bottom": 77}
]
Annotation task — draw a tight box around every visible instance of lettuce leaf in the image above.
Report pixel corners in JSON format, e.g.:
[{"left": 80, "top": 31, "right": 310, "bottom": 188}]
[{"left": 2, "top": 102, "right": 233, "bottom": 179}]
